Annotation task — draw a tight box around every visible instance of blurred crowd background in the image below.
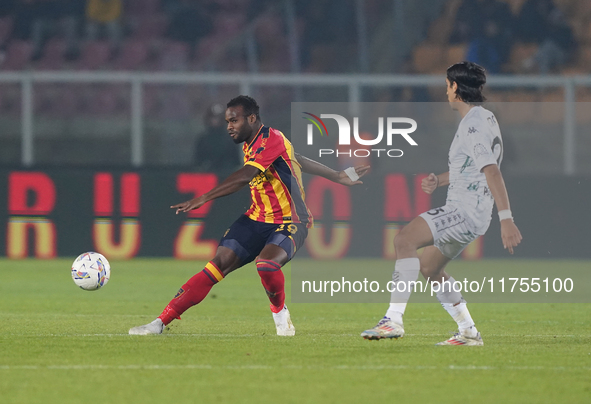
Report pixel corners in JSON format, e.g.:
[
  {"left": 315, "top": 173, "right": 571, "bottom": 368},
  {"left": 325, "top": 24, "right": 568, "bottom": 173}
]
[
  {"left": 0, "top": 0, "right": 586, "bottom": 75},
  {"left": 0, "top": 0, "right": 588, "bottom": 174}
]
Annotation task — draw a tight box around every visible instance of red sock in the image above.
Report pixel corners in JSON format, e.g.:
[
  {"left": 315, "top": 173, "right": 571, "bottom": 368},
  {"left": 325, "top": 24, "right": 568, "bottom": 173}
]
[
  {"left": 256, "top": 259, "right": 285, "bottom": 313},
  {"left": 158, "top": 261, "right": 224, "bottom": 325}
]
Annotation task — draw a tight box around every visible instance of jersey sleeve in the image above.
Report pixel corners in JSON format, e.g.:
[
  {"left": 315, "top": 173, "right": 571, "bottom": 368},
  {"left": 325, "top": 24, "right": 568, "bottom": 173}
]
[
  {"left": 465, "top": 119, "right": 498, "bottom": 171},
  {"left": 244, "top": 132, "right": 286, "bottom": 172}
]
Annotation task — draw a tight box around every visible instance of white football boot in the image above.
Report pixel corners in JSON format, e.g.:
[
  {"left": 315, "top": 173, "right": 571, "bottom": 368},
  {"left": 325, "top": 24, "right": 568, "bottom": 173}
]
[
  {"left": 272, "top": 305, "right": 295, "bottom": 336},
  {"left": 129, "top": 318, "right": 164, "bottom": 335},
  {"left": 436, "top": 330, "right": 484, "bottom": 346},
  {"left": 361, "top": 317, "right": 405, "bottom": 340}
]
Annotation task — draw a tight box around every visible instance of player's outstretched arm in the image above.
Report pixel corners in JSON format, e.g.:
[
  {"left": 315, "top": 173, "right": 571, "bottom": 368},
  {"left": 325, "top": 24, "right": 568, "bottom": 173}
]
[
  {"left": 421, "top": 172, "right": 449, "bottom": 194},
  {"left": 482, "top": 164, "right": 523, "bottom": 254},
  {"left": 294, "top": 153, "right": 370, "bottom": 186},
  {"left": 171, "top": 165, "right": 261, "bottom": 214}
]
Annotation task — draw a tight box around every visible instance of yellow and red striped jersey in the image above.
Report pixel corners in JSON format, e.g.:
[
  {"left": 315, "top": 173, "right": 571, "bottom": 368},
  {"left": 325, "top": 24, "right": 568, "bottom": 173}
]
[{"left": 243, "top": 125, "right": 313, "bottom": 228}]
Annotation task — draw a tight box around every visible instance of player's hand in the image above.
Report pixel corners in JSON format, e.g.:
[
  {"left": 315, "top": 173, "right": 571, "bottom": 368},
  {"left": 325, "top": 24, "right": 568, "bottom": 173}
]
[
  {"left": 500, "top": 219, "right": 522, "bottom": 254},
  {"left": 336, "top": 165, "right": 370, "bottom": 186},
  {"left": 422, "top": 173, "right": 438, "bottom": 194},
  {"left": 171, "top": 198, "right": 205, "bottom": 214}
]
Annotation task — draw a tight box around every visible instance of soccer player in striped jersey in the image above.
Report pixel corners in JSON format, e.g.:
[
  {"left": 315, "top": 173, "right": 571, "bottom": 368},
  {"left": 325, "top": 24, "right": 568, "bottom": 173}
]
[
  {"left": 129, "top": 95, "right": 369, "bottom": 336},
  {"left": 361, "top": 62, "right": 522, "bottom": 345}
]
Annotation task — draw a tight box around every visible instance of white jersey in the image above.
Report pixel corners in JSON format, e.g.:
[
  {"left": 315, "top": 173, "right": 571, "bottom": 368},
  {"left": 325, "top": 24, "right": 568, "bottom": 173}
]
[{"left": 446, "top": 106, "right": 502, "bottom": 235}]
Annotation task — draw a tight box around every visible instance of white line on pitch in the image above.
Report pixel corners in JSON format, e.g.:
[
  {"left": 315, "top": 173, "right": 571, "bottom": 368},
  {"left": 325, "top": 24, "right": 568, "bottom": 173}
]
[
  {"left": 0, "top": 364, "right": 589, "bottom": 371},
  {"left": 1, "top": 333, "right": 586, "bottom": 338}
]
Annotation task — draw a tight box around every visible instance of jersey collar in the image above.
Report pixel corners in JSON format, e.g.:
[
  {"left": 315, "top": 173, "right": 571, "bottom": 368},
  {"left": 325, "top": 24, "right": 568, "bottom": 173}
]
[{"left": 245, "top": 124, "right": 266, "bottom": 151}]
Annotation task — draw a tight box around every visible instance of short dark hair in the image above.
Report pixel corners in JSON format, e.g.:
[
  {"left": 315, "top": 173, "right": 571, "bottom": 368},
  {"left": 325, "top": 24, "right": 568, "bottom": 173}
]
[
  {"left": 446, "top": 61, "right": 487, "bottom": 104},
  {"left": 227, "top": 95, "right": 260, "bottom": 120}
]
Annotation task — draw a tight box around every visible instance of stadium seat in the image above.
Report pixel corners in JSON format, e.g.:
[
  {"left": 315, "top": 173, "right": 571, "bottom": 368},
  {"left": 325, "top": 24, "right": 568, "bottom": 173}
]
[
  {"left": 0, "top": 85, "right": 21, "bottom": 117},
  {"left": 0, "top": 40, "right": 33, "bottom": 70},
  {"left": 212, "top": 13, "right": 247, "bottom": 38},
  {"left": 505, "top": 43, "right": 539, "bottom": 73},
  {"left": 76, "top": 41, "right": 112, "bottom": 70},
  {"left": 88, "top": 86, "right": 121, "bottom": 116},
  {"left": 34, "top": 84, "right": 58, "bottom": 116},
  {"left": 195, "top": 35, "right": 223, "bottom": 62},
  {"left": 571, "top": 0, "right": 591, "bottom": 19},
  {"left": 156, "top": 86, "right": 191, "bottom": 119},
  {"left": 426, "top": 17, "right": 455, "bottom": 45},
  {"left": 575, "top": 93, "right": 591, "bottom": 123},
  {"left": 0, "top": 16, "right": 13, "bottom": 45},
  {"left": 57, "top": 87, "right": 81, "bottom": 118},
  {"left": 142, "top": 85, "right": 161, "bottom": 116},
  {"left": 35, "top": 85, "right": 80, "bottom": 118},
  {"left": 112, "top": 39, "right": 150, "bottom": 70},
  {"left": 156, "top": 41, "right": 189, "bottom": 71},
  {"left": 35, "top": 39, "right": 67, "bottom": 70},
  {"left": 580, "top": 20, "right": 591, "bottom": 44},
  {"left": 412, "top": 43, "right": 444, "bottom": 73}
]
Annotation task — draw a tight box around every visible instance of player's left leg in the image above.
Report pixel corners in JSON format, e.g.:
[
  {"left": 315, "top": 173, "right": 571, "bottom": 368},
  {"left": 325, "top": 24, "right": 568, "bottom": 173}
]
[
  {"left": 128, "top": 246, "right": 244, "bottom": 335},
  {"left": 129, "top": 215, "right": 264, "bottom": 335},
  {"left": 256, "top": 223, "right": 307, "bottom": 336},
  {"left": 421, "top": 243, "right": 483, "bottom": 346},
  {"left": 257, "top": 244, "right": 294, "bottom": 336}
]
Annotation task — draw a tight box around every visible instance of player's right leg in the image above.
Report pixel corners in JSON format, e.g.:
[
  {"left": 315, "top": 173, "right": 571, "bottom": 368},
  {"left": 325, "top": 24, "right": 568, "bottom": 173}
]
[
  {"left": 361, "top": 216, "right": 433, "bottom": 340},
  {"left": 418, "top": 208, "right": 482, "bottom": 345},
  {"left": 128, "top": 246, "right": 242, "bottom": 335}
]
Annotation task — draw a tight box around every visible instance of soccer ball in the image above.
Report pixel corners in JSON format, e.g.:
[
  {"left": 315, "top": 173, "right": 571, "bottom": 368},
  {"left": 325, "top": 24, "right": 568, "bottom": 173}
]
[{"left": 71, "top": 252, "right": 110, "bottom": 291}]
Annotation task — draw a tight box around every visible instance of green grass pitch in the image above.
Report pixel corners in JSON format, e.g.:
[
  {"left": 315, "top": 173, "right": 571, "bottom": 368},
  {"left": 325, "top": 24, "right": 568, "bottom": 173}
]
[{"left": 0, "top": 258, "right": 589, "bottom": 404}]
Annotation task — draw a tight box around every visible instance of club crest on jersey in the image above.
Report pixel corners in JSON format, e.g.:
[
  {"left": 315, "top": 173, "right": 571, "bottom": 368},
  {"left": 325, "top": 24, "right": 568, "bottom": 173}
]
[
  {"left": 473, "top": 143, "right": 488, "bottom": 157},
  {"left": 174, "top": 288, "right": 185, "bottom": 299}
]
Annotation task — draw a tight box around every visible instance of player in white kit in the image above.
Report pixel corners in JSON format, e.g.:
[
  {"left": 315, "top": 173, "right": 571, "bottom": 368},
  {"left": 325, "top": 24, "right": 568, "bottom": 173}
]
[{"left": 361, "top": 62, "right": 522, "bottom": 345}]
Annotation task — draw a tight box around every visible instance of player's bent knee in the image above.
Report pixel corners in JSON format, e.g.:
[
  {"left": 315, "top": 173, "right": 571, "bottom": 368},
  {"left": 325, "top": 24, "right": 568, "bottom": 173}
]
[
  {"left": 258, "top": 244, "right": 289, "bottom": 266},
  {"left": 211, "top": 248, "right": 243, "bottom": 276},
  {"left": 393, "top": 233, "right": 416, "bottom": 256}
]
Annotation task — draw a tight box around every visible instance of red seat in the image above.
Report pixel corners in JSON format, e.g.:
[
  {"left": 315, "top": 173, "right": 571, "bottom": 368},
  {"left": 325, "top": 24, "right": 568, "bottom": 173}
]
[
  {"left": 157, "top": 87, "right": 191, "bottom": 119},
  {"left": 156, "top": 41, "right": 189, "bottom": 71},
  {"left": 79, "top": 85, "right": 124, "bottom": 116},
  {"left": 76, "top": 41, "right": 111, "bottom": 70},
  {"left": 1, "top": 40, "right": 33, "bottom": 70},
  {"left": 35, "top": 39, "right": 67, "bottom": 70},
  {"left": 212, "top": 13, "right": 246, "bottom": 38},
  {"left": 0, "top": 16, "right": 13, "bottom": 45},
  {"left": 0, "top": 85, "right": 22, "bottom": 117},
  {"left": 112, "top": 39, "right": 150, "bottom": 70}
]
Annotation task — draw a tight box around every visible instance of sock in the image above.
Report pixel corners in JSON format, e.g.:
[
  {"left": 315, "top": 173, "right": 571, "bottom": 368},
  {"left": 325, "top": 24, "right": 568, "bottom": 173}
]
[
  {"left": 385, "top": 258, "right": 420, "bottom": 325},
  {"left": 256, "top": 259, "right": 285, "bottom": 313},
  {"left": 436, "top": 276, "right": 477, "bottom": 337},
  {"left": 159, "top": 261, "right": 224, "bottom": 325}
]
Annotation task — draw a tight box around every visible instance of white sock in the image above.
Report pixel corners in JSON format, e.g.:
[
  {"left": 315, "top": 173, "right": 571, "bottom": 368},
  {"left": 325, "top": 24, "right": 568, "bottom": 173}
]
[
  {"left": 385, "top": 258, "right": 420, "bottom": 325},
  {"left": 436, "top": 276, "right": 477, "bottom": 337}
]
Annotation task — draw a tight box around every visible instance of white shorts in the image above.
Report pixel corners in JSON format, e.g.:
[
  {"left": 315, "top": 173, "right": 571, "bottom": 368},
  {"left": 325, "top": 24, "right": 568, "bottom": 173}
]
[{"left": 419, "top": 205, "right": 480, "bottom": 259}]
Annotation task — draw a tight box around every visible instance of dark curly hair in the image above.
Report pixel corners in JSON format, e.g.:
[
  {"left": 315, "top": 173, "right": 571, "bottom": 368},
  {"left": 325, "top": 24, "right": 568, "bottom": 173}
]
[
  {"left": 447, "top": 61, "right": 487, "bottom": 105},
  {"left": 227, "top": 95, "right": 260, "bottom": 121}
]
